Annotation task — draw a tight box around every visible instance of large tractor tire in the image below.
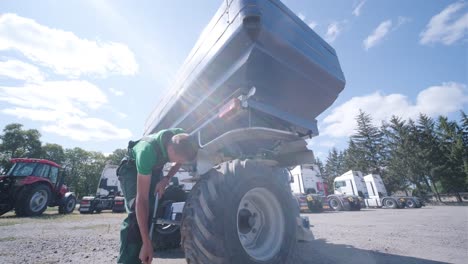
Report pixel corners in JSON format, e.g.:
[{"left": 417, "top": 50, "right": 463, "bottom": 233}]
[
  {"left": 181, "top": 160, "right": 299, "bottom": 264},
  {"left": 59, "top": 195, "right": 76, "bottom": 214},
  {"left": 152, "top": 185, "right": 187, "bottom": 250},
  {"left": 15, "top": 184, "right": 50, "bottom": 217}
]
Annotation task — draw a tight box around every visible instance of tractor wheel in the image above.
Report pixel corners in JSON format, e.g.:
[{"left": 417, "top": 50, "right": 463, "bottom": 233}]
[
  {"left": 15, "top": 184, "right": 50, "bottom": 217},
  {"left": 59, "top": 195, "right": 76, "bottom": 214},
  {"left": 406, "top": 198, "right": 416, "bottom": 208},
  {"left": 383, "top": 198, "right": 397, "bottom": 209},
  {"left": 181, "top": 160, "right": 299, "bottom": 264},
  {"left": 152, "top": 185, "right": 187, "bottom": 250},
  {"left": 329, "top": 197, "right": 343, "bottom": 211}
]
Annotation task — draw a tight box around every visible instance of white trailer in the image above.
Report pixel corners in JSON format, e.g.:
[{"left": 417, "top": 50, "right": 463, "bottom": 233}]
[{"left": 363, "top": 174, "right": 423, "bottom": 209}]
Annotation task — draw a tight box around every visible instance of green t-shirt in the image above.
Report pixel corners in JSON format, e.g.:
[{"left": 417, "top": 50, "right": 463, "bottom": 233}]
[{"left": 131, "top": 128, "right": 185, "bottom": 175}]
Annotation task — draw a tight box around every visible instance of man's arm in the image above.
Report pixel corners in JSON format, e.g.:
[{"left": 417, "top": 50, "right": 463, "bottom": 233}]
[
  {"left": 136, "top": 173, "right": 153, "bottom": 263},
  {"left": 155, "top": 163, "right": 181, "bottom": 197},
  {"left": 166, "top": 162, "right": 182, "bottom": 180}
]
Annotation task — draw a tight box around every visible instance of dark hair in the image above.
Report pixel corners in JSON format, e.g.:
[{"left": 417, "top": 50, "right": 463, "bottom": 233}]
[{"left": 169, "top": 133, "right": 198, "bottom": 162}]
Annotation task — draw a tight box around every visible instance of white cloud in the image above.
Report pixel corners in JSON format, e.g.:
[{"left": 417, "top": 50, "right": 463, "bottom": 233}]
[
  {"left": 295, "top": 12, "right": 318, "bottom": 30},
  {"left": 0, "top": 80, "right": 132, "bottom": 141},
  {"left": 420, "top": 1, "right": 468, "bottom": 45},
  {"left": 298, "top": 13, "right": 306, "bottom": 21},
  {"left": 325, "top": 21, "right": 345, "bottom": 43},
  {"left": 0, "top": 60, "right": 44, "bottom": 82},
  {"left": 0, "top": 80, "right": 107, "bottom": 112},
  {"left": 363, "top": 20, "right": 393, "bottom": 50},
  {"left": 352, "top": 0, "right": 367, "bottom": 17},
  {"left": 322, "top": 82, "right": 468, "bottom": 138},
  {"left": 42, "top": 116, "right": 132, "bottom": 141},
  {"left": 109, "top": 87, "right": 124, "bottom": 96},
  {"left": 308, "top": 22, "right": 318, "bottom": 30},
  {"left": 396, "top": 16, "right": 411, "bottom": 28},
  {"left": 116, "top": 112, "right": 128, "bottom": 119},
  {"left": 363, "top": 17, "right": 411, "bottom": 50},
  {"left": 0, "top": 13, "right": 138, "bottom": 78}
]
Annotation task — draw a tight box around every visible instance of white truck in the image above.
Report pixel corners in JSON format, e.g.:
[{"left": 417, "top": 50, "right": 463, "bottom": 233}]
[
  {"left": 290, "top": 164, "right": 328, "bottom": 195},
  {"left": 328, "top": 170, "right": 423, "bottom": 210},
  {"left": 363, "top": 174, "right": 423, "bottom": 209},
  {"left": 290, "top": 164, "right": 327, "bottom": 212},
  {"left": 327, "top": 170, "right": 365, "bottom": 211},
  {"left": 79, "top": 164, "right": 126, "bottom": 214}
]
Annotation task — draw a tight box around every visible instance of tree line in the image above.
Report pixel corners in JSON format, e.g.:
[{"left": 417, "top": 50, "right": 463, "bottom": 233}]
[
  {"left": 316, "top": 111, "right": 468, "bottom": 200},
  {"left": 0, "top": 123, "right": 127, "bottom": 198}
]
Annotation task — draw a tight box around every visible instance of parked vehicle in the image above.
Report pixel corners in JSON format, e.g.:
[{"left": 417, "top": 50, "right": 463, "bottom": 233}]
[
  {"left": 363, "top": 174, "right": 424, "bottom": 209},
  {"left": 290, "top": 164, "right": 327, "bottom": 212},
  {"left": 143, "top": 0, "right": 345, "bottom": 262},
  {"left": 79, "top": 164, "right": 125, "bottom": 214},
  {"left": 0, "top": 158, "right": 76, "bottom": 217},
  {"left": 329, "top": 170, "right": 423, "bottom": 210},
  {"left": 328, "top": 170, "right": 364, "bottom": 211}
]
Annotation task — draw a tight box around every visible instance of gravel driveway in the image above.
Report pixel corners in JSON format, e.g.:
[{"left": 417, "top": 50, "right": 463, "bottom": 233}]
[{"left": 0, "top": 206, "right": 466, "bottom": 264}]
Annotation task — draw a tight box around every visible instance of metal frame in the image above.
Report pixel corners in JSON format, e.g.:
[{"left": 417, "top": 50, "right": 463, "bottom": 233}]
[{"left": 191, "top": 88, "right": 318, "bottom": 149}]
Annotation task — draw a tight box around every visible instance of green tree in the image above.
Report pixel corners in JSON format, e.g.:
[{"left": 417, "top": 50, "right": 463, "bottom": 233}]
[
  {"left": 382, "top": 117, "right": 418, "bottom": 194},
  {"left": 315, "top": 157, "right": 325, "bottom": 176},
  {"left": 459, "top": 111, "right": 468, "bottom": 185},
  {"left": 41, "top": 143, "right": 65, "bottom": 164},
  {"left": 107, "top": 148, "right": 127, "bottom": 165},
  {"left": 434, "top": 116, "right": 467, "bottom": 195},
  {"left": 0, "top": 123, "right": 42, "bottom": 172},
  {"left": 415, "top": 114, "right": 443, "bottom": 198},
  {"left": 63, "top": 148, "right": 106, "bottom": 198},
  {"left": 350, "top": 110, "right": 384, "bottom": 174},
  {"left": 324, "top": 148, "right": 341, "bottom": 193}
]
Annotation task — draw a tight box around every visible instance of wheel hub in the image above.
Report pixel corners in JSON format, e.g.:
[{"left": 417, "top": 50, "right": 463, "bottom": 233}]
[
  {"left": 30, "top": 190, "right": 47, "bottom": 213},
  {"left": 237, "top": 187, "right": 285, "bottom": 261},
  {"left": 66, "top": 198, "right": 75, "bottom": 211}
]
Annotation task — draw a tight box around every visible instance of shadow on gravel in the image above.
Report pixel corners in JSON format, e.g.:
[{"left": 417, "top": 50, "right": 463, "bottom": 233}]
[{"left": 297, "top": 239, "right": 449, "bottom": 264}]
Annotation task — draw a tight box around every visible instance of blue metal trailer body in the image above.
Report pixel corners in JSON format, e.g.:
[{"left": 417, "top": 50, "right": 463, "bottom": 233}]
[{"left": 144, "top": 0, "right": 345, "bottom": 139}]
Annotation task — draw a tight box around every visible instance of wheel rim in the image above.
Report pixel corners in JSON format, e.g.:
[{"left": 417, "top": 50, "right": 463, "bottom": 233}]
[
  {"left": 30, "top": 190, "right": 48, "bottom": 213},
  {"left": 385, "top": 199, "right": 395, "bottom": 207},
  {"left": 237, "top": 187, "right": 285, "bottom": 261},
  {"left": 407, "top": 200, "right": 414, "bottom": 207},
  {"left": 66, "top": 198, "right": 76, "bottom": 212},
  {"left": 330, "top": 199, "right": 339, "bottom": 209}
]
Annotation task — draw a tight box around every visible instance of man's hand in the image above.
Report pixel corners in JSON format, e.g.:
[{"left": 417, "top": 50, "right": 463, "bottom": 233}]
[
  {"left": 155, "top": 176, "right": 170, "bottom": 198},
  {"left": 139, "top": 241, "right": 153, "bottom": 264}
]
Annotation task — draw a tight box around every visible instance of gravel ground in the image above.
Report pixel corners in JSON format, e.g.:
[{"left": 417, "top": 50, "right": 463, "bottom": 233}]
[{"left": 0, "top": 206, "right": 467, "bottom": 264}]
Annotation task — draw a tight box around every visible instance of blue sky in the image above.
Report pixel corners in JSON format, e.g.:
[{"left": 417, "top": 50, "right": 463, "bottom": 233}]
[{"left": 0, "top": 0, "right": 466, "bottom": 159}]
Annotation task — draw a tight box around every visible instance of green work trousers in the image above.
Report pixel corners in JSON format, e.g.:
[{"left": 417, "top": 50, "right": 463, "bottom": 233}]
[{"left": 117, "top": 160, "right": 161, "bottom": 264}]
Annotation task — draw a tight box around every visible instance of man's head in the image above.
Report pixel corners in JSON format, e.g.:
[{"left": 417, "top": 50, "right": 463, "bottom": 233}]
[{"left": 167, "top": 133, "right": 198, "bottom": 163}]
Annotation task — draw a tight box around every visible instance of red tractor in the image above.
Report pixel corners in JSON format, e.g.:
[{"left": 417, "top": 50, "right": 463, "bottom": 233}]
[{"left": 0, "top": 158, "right": 76, "bottom": 217}]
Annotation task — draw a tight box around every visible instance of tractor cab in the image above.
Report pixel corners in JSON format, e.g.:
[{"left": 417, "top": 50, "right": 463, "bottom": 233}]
[{"left": 0, "top": 158, "right": 76, "bottom": 217}]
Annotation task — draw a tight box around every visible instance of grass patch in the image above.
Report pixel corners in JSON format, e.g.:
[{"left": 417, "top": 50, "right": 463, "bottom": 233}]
[{"left": 0, "top": 236, "right": 17, "bottom": 242}]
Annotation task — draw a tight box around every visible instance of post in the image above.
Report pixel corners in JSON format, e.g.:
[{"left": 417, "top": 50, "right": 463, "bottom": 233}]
[{"left": 149, "top": 193, "right": 159, "bottom": 241}]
